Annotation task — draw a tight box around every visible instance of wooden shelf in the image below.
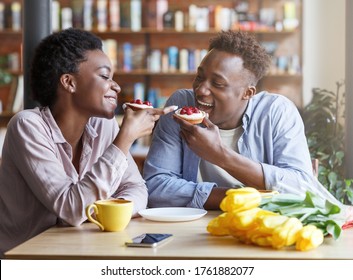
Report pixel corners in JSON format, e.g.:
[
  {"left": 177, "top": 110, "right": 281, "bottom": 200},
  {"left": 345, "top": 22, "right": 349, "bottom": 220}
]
[
  {"left": 115, "top": 70, "right": 196, "bottom": 76},
  {"left": 92, "top": 27, "right": 300, "bottom": 35},
  {"left": 115, "top": 70, "right": 302, "bottom": 77},
  {"left": 0, "top": 30, "right": 22, "bottom": 36},
  {"left": 0, "top": 0, "right": 303, "bottom": 129}
]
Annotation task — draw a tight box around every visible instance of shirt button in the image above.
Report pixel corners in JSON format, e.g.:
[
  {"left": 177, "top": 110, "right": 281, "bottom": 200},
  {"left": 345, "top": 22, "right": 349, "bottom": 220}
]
[{"left": 239, "top": 138, "right": 243, "bottom": 142}]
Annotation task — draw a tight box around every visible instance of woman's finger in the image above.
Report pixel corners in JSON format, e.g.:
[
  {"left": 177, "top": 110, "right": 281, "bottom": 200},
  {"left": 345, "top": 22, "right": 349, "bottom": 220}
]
[{"left": 147, "top": 105, "right": 178, "bottom": 116}]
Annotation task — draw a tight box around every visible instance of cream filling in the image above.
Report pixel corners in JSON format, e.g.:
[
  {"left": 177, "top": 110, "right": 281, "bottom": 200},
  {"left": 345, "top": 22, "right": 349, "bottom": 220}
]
[
  {"left": 123, "top": 103, "right": 153, "bottom": 110},
  {"left": 175, "top": 108, "right": 205, "bottom": 120}
]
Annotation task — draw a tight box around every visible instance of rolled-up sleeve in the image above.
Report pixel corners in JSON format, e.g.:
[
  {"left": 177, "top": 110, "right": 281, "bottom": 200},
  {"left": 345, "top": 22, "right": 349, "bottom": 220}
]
[{"left": 242, "top": 93, "right": 314, "bottom": 194}]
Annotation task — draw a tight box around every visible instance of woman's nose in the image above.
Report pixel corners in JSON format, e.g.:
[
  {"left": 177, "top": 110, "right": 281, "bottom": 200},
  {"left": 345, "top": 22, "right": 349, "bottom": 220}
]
[{"left": 111, "top": 79, "right": 121, "bottom": 93}]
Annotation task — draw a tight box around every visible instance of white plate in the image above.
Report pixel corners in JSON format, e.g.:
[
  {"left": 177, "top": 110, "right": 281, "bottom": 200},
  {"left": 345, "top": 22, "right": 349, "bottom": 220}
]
[{"left": 138, "top": 207, "right": 207, "bottom": 222}]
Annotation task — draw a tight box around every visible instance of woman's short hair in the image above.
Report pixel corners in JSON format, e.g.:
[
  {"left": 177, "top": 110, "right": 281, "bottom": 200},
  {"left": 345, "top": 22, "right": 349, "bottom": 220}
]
[{"left": 30, "top": 28, "right": 103, "bottom": 107}]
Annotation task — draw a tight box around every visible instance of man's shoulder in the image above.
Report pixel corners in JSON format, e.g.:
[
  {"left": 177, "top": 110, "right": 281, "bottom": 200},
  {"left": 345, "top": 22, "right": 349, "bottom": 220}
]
[
  {"left": 167, "top": 89, "right": 195, "bottom": 107},
  {"left": 253, "top": 91, "right": 295, "bottom": 108},
  {"left": 247, "top": 91, "right": 299, "bottom": 122}
]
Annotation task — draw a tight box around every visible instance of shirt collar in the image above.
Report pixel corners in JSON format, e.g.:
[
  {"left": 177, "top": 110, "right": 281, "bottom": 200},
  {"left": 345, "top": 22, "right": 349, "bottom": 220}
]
[
  {"left": 242, "top": 98, "right": 253, "bottom": 129},
  {"left": 40, "top": 107, "right": 98, "bottom": 144},
  {"left": 242, "top": 91, "right": 265, "bottom": 129}
]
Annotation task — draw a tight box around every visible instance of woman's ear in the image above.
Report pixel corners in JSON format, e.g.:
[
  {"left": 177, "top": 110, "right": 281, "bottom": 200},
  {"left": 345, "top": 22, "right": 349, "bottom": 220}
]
[
  {"left": 60, "top": 74, "right": 76, "bottom": 93},
  {"left": 242, "top": 86, "right": 256, "bottom": 100}
]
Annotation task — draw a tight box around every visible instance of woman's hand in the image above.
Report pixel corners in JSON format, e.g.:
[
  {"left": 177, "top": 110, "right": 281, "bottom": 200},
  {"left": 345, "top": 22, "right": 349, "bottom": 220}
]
[{"left": 114, "top": 105, "right": 177, "bottom": 155}]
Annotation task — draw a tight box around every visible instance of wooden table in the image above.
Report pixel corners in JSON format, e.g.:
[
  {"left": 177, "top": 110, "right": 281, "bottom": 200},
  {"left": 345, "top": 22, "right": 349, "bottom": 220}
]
[{"left": 5, "top": 211, "right": 353, "bottom": 260}]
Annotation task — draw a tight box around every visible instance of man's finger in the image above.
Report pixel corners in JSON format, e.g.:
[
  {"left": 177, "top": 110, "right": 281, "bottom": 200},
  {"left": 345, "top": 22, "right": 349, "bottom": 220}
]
[
  {"left": 202, "top": 115, "right": 213, "bottom": 128},
  {"left": 172, "top": 114, "right": 195, "bottom": 131}
]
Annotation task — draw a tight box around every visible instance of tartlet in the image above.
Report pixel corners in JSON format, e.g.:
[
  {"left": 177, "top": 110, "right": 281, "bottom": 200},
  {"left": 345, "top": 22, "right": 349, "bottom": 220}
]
[
  {"left": 123, "top": 99, "right": 153, "bottom": 111},
  {"left": 174, "top": 106, "right": 206, "bottom": 124}
]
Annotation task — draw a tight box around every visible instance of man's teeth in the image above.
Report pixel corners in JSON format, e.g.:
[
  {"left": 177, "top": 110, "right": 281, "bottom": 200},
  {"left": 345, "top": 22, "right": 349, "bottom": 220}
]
[{"left": 198, "top": 100, "right": 213, "bottom": 107}]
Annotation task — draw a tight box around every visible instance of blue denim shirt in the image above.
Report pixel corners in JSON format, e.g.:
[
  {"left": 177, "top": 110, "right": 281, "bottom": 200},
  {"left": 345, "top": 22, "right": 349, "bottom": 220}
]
[{"left": 143, "top": 89, "right": 313, "bottom": 209}]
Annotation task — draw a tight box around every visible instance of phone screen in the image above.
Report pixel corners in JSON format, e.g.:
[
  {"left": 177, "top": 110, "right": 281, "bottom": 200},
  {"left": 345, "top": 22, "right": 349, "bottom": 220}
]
[{"left": 125, "top": 233, "right": 173, "bottom": 247}]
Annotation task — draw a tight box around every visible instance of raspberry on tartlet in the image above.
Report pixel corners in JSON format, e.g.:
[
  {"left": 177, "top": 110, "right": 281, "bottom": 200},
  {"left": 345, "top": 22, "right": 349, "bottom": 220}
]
[
  {"left": 123, "top": 99, "right": 154, "bottom": 111},
  {"left": 174, "top": 106, "right": 206, "bottom": 124}
]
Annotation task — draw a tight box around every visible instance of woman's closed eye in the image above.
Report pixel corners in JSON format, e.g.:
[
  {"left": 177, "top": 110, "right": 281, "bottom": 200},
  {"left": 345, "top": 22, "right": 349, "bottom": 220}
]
[{"left": 100, "top": 74, "right": 110, "bottom": 80}]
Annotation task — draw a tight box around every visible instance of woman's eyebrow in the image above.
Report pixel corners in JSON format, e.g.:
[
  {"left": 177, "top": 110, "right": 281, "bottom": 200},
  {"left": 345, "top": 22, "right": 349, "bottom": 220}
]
[{"left": 96, "top": 65, "right": 111, "bottom": 72}]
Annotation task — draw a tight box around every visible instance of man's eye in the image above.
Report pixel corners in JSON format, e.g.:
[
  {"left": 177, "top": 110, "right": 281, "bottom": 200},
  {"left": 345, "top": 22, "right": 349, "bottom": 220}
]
[
  {"left": 100, "top": 75, "right": 110, "bottom": 80},
  {"left": 212, "top": 82, "right": 224, "bottom": 87},
  {"left": 194, "top": 75, "right": 202, "bottom": 81}
]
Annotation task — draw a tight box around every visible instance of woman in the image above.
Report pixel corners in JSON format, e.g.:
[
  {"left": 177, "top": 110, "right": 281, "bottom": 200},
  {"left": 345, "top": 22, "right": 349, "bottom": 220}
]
[{"left": 0, "top": 28, "right": 174, "bottom": 255}]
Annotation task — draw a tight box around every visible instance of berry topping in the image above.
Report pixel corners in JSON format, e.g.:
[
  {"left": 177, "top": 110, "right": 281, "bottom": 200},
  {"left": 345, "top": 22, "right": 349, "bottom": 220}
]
[
  {"left": 179, "top": 106, "right": 200, "bottom": 115},
  {"left": 129, "top": 99, "right": 152, "bottom": 106},
  {"left": 143, "top": 101, "right": 152, "bottom": 106}
]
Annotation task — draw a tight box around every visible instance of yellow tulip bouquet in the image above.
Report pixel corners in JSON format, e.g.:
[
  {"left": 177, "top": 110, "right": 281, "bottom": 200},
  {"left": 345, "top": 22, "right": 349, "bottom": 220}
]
[{"left": 207, "top": 187, "right": 346, "bottom": 251}]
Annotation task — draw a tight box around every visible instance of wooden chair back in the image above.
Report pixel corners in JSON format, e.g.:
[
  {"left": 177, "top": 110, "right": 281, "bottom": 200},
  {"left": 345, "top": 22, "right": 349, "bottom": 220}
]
[{"left": 312, "top": 158, "right": 319, "bottom": 178}]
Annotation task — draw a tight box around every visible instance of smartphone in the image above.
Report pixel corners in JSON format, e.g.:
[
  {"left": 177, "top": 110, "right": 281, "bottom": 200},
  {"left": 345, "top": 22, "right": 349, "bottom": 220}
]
[{"left": 125, "top": 233, "right": 173, "bottom": 248}]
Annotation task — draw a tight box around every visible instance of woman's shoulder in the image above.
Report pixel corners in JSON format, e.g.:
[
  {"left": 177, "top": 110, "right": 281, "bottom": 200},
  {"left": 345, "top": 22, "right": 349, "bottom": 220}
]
[
  {"left": 7, "top": 108, "right": 43, "bottom": 126},
  {"left": 4, "top": 108, "right": 55, "bottom": 142},
  {"left": 13, "top": 107, "right": 41, "bottom": 117}
]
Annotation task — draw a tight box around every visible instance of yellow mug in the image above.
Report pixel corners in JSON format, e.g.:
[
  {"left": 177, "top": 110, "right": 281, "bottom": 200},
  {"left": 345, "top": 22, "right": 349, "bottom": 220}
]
[{"left": 86, "top": 199, "right": 133, "bottom": 232}]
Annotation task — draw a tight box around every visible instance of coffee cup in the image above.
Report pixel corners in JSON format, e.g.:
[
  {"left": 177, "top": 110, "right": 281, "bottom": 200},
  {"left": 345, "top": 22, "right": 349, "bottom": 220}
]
[{"left": 85, "top": 199, "right": 133, "bottom": 232}]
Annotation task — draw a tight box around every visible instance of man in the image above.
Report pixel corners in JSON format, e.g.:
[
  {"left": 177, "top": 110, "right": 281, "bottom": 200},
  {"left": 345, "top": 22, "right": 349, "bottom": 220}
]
[{"left": 143, "top": 30, "right": 313, "bottom": 210}]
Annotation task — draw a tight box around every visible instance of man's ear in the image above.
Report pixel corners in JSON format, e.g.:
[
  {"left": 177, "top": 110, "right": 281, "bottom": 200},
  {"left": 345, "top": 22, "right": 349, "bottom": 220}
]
[
  {"left": 60, "top": 74, "right": 76, "bottom": 93},
  {"left": 242, "top": 86, "right": 256, "bottom": 100}
]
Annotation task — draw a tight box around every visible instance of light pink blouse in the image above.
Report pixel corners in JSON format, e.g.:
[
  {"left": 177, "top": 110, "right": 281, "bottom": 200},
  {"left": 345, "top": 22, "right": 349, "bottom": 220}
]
[{"left": 0, "top": 107, "right": 147, "bottom": 254}]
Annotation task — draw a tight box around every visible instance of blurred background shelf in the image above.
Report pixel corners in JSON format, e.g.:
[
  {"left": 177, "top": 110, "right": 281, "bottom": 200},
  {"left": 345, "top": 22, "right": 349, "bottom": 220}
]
[
  {"left": 0, "top": 0, "right": 303, "bottom": 166},
  {"left": 0, "top": 112, "right": 14, "bottom": 127}
]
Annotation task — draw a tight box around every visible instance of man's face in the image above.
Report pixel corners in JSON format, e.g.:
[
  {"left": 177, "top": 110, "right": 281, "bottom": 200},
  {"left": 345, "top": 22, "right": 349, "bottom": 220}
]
[{"left": 192, "top": 49, "right": 254, "bottom": 130}]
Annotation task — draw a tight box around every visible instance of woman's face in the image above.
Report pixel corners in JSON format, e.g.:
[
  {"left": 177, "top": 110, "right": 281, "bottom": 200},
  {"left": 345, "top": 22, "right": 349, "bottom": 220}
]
[
  {"left": 71, "top": 50, "right": 121, "bottom": 119},
  {"left": 192, "top": 49, "right": 255, "bottom": 130}
]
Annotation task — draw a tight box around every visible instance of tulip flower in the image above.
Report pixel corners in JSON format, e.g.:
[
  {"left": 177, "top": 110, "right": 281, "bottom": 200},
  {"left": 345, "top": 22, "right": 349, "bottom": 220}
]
[
  {"left": 256, "top": 214, "right": 289, "bottom": 235},
  {"left": 228, "top": 208, "right": 263, "bottom": 231},
  {"left": 207, "top": 188, "right": 335, "bottom": 252},
  {"left": 207, "top": 212, "right": 232, "bottom": 236},
  {"left": 245, "top": 230, "right": 273, "bottom": 247},
  {"left": 228, "top": 228, "right": 249, "bottom": 244},
  {"left": 271, "top": 217, "right": 303, "bottom": 249},
  {"left": 220, "top": 187, "right": 261, "bottom": 213},
  {"left": 227, "top": 209, "right": 277, "bottom": 245},
  {"left": 296, "top": 225, "right": 324, "bottom": 251}
]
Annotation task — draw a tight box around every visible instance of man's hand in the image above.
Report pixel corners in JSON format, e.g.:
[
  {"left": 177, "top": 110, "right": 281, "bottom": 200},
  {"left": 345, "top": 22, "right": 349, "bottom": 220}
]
[{"left": 173, "top": 115, "right": 225, "bottom": 165}]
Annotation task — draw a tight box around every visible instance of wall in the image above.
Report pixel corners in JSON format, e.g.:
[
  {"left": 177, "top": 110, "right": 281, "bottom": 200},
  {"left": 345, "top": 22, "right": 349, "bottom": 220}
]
[
  {"left": 345, "top": 0, "right": 353, "bottom": 177},
  {"left": 302, "top": 0, "right": 345, "bottom": 105}
]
